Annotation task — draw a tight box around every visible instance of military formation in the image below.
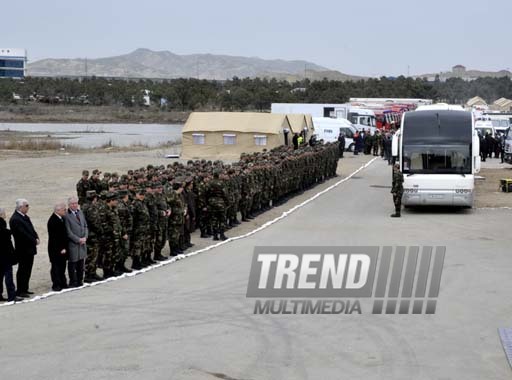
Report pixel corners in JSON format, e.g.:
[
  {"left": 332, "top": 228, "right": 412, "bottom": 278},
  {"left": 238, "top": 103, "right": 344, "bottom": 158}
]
[{"left": 76, "top": 143, "right": 340, "bottom": 282}]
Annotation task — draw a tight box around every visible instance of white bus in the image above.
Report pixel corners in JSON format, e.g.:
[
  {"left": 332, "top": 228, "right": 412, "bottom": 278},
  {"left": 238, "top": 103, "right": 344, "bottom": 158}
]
[{"left": 392, "top": 105, "right": 480, "bottom": 207}]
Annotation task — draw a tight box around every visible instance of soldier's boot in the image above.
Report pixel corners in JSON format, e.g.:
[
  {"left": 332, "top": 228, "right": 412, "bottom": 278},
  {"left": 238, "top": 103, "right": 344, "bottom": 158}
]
[
  {"left": 154, "top": 252, "right": 167, "bottom": 261},
  {"left": 200, "top": 229, "right": 209, "bottom": 238},
  {"left": 241, "top": 211, "right": 249, "bottom": 222},
  {"left": 116, "top": 262, "right": 132, "bottom": 273},
  {"left": 103, "top": 268, "right": 114, "bottom": 279},
  {"left": 390, "top": 207, "right": 401, "bottom": 218},
  {"left": 219, "top": 230, "right": 228, "bottom": 241},
  {"left": 213, "top": 229, "right": 220, "bottom": 241},
  {"left": 131, "top": 257, "right": 143, "bottom": 270}
]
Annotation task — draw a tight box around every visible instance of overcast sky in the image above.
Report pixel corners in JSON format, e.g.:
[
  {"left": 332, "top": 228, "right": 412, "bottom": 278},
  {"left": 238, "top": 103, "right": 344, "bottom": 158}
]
[{"left": 4, "top": 0, "right": 511, "bottom": 77}]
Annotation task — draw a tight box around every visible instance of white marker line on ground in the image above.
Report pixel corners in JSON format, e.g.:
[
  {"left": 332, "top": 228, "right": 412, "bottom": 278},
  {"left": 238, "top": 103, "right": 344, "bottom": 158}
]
[{"left": 1, "top": 157, "right": 379, "bottom": 307}]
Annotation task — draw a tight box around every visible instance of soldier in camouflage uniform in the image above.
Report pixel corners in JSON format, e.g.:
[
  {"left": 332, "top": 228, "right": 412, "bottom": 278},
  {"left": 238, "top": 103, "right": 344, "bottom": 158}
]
[
  {"left": 391, "top": 163, "right": 404, "bottom": 218},
  {"left": 102, "top": 192, "right": 123, "bottom": 278},
  {"left": 76, "top": 170, "right": 91, "bottom": 206},
  {"left": 130, "top": 189, "right": 150, "bottom": 269},
  {"left": 183, "top": 177, "right": 196, "bottom": 249},
  {"left": 206, "top": 170, "right": 229, "bottom": 241},
  {"left": 82, "top": 190, "right": 103, "bottom": 282},
  {"left": 143, "top": 183, "right": 158, "bottom": 265},
  {"left": 166, "top": 180, "right": 185, "bottom": 256},
  {"left": 89, "top": 169, "right": 103, "bottom": 195},
  {"left": 197, "top": 174, "right": 211, "bottom": 238},
  {"left": 153, "top": 182, "right": 169, "bottom": 260},
  {"left": 116, "top": 190, "right": 133, "bottom": 273}
]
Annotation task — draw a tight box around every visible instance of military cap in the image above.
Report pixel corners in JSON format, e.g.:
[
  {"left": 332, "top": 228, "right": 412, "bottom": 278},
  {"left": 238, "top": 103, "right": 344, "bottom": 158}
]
[
  {"left": 151, "top": 182, "right": 159, "bottom": 189},
  {"left": 118, "top": 190, "right": 128, "bottom": 197},
  {"left": 99, "top": 190, "right": 108, "bottom": 200},
  {"left": 112, "top": 172, "right": 119, "bottom": 178},
  {"left": 92, "top": 169, "right": 101, "bottom": 175},
  {"left": 103, "top": 172, "right": 111, "bottom": 177},
  {"left": 127, "top": 170, "right": 134, "bottom": 175},
  {"left": 154, "top": 181, "right": 163, "bottom": 188},
  {"left": 136, "top": 188, "right": 146, "bottom": 195},
  {"left": 82, "top": 170, "right": 89, "bottom": 176},
  {"left": 105, "top": 192, "right": 117, "bottom": 201},
  {"left": 185, "top": 176, "right": 193, "bottom": 184},
  {"left": 86, "top": 190, "right": 97, "bottom": 199}
]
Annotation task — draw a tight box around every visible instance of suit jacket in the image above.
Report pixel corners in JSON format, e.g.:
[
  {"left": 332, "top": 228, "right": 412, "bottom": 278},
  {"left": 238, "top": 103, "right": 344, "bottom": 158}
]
[
  {"left": 9, "top": 211, "right": 39, "bottom": 257},
  {"left": 0, "top": 218, "right": 17, "bottom": 268},
  {"left": 64, "top": 209, "right": 88, "bottom": 263},
  {"left": 47, "top": 213, "right": 68, "bottom": 262}
]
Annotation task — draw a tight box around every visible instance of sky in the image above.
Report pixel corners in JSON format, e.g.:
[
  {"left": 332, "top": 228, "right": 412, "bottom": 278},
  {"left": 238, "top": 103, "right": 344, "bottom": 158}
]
[{"left": 4, "top": 0, "right": 512, "bottom": 77}]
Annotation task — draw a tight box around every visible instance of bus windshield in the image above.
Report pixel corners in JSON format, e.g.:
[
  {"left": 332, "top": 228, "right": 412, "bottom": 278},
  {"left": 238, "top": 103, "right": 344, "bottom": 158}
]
[{"left": 402, "top": 144, "right": 471, "bottom": 174}]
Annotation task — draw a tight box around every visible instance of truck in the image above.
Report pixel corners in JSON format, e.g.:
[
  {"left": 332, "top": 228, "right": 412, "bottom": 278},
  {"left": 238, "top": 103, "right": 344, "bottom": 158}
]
[
  {"left": 271, "top": 103, "right": 377, "bottom": 133},
  {"left": 392, "top": 104, "right": 480, "bottom": 207}
]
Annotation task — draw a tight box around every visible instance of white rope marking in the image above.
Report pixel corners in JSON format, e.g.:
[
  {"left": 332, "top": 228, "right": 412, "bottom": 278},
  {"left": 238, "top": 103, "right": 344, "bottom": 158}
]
[{"left": 1, "top": 157, "right": 378, "bottom": 307}]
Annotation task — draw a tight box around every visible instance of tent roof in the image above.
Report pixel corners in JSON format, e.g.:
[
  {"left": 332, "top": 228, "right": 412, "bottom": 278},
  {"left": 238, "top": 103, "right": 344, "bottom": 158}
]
[
  {"left": 494, "top": 97, "right": 511, "bottom": 106},
  {"left": 182, "top": 112, "right": 290, "bottom": 135},
  {"left": 466, "top": 96, "right": 487, "bottom": 106},
  {"left": 281, "top": 113, "right": 307, "bottom": 134}
]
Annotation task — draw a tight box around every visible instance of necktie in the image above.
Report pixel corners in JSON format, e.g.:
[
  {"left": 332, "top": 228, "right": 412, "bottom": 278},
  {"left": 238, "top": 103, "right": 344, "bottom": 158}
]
[{"left": 75, "top": 211, "right": 81, "bottom": 223}]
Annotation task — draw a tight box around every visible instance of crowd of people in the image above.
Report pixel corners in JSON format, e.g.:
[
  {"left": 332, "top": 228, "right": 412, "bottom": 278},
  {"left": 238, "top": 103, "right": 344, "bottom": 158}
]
[
  {"left": 339, "top": 128, "right": 396, "bottom": 164},
  {"left": 479, "top": 131, "right": 506, "bottom": 162},
  {"left": 0, "top": 143, "right": 340, "bottom": 301}
]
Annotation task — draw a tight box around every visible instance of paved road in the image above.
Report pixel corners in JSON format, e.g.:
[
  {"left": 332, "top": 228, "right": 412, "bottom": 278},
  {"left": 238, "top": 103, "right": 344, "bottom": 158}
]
[{"left": 2, "top": 159, "right": 512, "bottom": 380}]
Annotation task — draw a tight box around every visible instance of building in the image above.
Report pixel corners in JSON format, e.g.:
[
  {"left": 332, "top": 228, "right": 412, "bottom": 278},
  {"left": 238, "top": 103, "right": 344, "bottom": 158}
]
[
  {"left": 181, "top": 112, "right": 293, "bottom": 160},
  {"left": 452, "top": 65, "right": 466, "bottom": 75},
  {"left": 0, "top": 48, "right": 27, "bottom": 79}
]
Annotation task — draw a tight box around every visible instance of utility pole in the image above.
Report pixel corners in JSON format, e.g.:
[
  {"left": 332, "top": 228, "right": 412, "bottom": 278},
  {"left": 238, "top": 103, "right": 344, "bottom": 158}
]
[{"left": 85, "top": 57, "right": 88, "bottom": 77}]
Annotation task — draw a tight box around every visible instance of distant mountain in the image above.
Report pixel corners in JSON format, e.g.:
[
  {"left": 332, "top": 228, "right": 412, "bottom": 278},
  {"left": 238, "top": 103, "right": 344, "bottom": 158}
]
[{"left": 28, "top": 48, "right": 358, "bottom": 81}]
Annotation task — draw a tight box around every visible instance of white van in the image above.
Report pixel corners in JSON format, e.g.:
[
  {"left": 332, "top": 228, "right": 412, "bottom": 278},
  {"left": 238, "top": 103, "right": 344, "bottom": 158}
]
[{"left": 312, "top": 117, "right": 357, "bottom": 151}]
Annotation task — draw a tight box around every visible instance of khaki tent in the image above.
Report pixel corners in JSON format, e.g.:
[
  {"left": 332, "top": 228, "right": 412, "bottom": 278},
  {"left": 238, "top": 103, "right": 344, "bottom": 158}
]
[
  {"left": 181, "top": 112, "right": 292, "bottom": 160},
  {"left": 466, "top": 96, "right": 487, "bottom": 108},
  {"left": 282, "top": 113, "right": 315, "bottom": 138},
  {"left": 492, "top": 98, "right": 512, "bottom": 111}
]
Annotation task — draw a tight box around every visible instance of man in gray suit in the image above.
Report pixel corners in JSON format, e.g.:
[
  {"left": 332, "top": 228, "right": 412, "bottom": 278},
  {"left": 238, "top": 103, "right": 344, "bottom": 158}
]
[{"left": 64, "top": 197, "right": 88, "bottom": 287}]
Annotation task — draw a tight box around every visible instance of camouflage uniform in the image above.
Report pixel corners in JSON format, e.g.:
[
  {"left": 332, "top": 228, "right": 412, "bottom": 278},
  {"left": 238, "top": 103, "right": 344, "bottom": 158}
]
[
  {"left": 206, "top": 176, "right": 229, "bottom": 240},
  {"left": 153, "top": 190, "right": 169, "bottom": 258},
  {"left": 166, "top": 185, "right": 185, "bottom": 255},
  {"left": 130, "top": 196, "right": 150, "bottom": 268},
  {"left": 83, "top": 194, "right": 102, "bottom": 280},
  {"left": 391, "top": 165, "right": 404, "bottom": 217},
  {"left": 117, "top": 195, "right": 133, "bottom": 269},
  {"left": 102, "top": 199, "right": 122, "bottom": 276},
  {"left": 76, "top": 171, "right": 91, "bottom": 205}
]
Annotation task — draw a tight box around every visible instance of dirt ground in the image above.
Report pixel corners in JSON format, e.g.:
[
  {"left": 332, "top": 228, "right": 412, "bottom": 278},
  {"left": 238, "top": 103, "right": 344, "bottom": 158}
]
[
  {"left": 0, "top": 148, "right": 373, "bottom": 299},
  {"left": 475, "top": 158, "right": 512, "bottom": 208},
  {"left": 0, "top": 104, "right": 190, "bottom": 124}
]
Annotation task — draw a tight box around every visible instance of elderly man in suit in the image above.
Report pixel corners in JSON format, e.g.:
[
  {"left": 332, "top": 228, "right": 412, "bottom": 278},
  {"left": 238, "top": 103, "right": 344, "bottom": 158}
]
[
  {"left": 47, "top": 202, "right": 69, "bottom": 291},
  {"left": 64, "top": 196, "right": 88, "bottom": 287},
  {"left": 9, "top": 198, "right": 39, "bottom": 298}
]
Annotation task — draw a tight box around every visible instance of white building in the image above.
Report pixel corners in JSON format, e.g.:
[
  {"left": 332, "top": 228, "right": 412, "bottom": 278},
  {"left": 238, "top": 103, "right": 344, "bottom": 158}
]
[{"left": 0, "top": 48, "right": 27, "bottom": 79}]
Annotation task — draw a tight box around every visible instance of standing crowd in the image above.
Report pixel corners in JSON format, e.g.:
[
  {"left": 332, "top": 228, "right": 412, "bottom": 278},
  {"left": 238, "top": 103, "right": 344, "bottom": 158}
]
[{"left": 0, "top": 143, "right": 339, "bottom": 301}]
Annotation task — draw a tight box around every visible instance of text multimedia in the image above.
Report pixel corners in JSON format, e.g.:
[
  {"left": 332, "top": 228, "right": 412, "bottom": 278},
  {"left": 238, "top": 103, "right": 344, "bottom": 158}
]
[{"left": 253, "top": 299, "right": 362, "bottom": 315}]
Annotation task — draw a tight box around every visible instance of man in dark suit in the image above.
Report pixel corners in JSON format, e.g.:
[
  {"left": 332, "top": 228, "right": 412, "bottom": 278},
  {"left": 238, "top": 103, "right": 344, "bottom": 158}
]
[
  {"left": 47, "top": 202, "right": 69, "bottom": 291},
  {"left": 9, "top": 198, "right": 39, "bottom": 298}
]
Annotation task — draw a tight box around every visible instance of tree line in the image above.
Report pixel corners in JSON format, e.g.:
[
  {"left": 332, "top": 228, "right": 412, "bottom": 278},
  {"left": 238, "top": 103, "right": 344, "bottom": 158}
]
[{"left": 1, "top": 75, "right": 511, "bottom": 111}]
